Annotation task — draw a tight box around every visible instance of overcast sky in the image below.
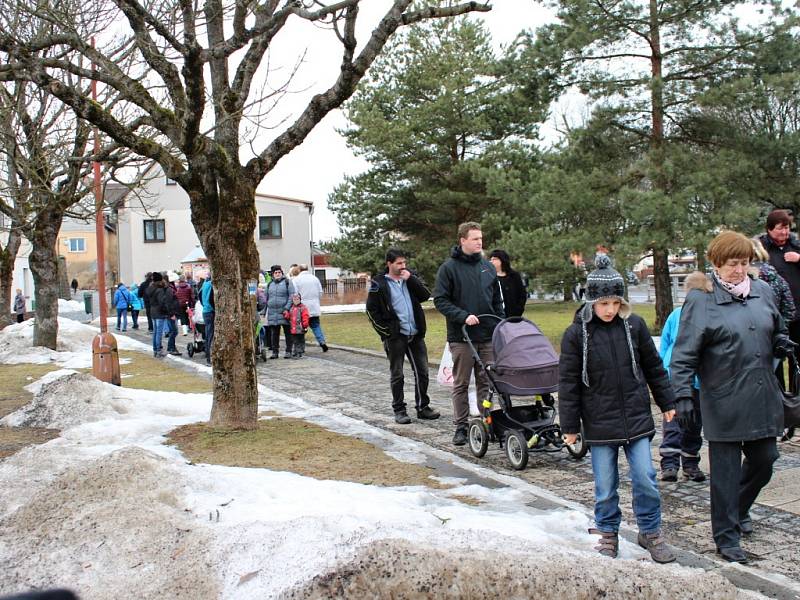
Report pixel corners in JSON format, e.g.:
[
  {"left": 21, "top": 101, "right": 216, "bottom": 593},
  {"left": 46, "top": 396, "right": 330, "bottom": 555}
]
[{"left": 257, "top": 1, "right": 553, "bottom": 242}]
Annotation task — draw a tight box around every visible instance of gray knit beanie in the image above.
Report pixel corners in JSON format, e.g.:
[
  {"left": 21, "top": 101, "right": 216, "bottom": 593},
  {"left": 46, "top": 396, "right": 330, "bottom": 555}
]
[{"left": 579, "top": 254, "right": 639, "bottom": 387}]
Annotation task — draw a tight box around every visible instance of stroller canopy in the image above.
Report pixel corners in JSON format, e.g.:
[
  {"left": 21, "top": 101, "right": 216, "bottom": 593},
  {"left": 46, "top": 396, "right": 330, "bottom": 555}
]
[{"left": 491, "top": 317, "right": 559, "bottom": 395}]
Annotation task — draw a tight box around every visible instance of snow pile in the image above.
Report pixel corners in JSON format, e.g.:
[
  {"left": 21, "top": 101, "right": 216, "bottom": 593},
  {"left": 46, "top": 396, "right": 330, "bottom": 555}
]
[
  {"left": 1, "top": 372, "right": 126, "bottom": 429},
  {"left": 287, "top": 539, "right": 750, "bottom": 600},
  {"left": 0, "top": 318, "right": 148, "bottom": 369},
  {"left": 1, "top": 447, "right": 218, "bottom": 599},
  {"left": 0, "top": 321, "right": 773, "bottom": 599},
  {"left": 59, "top": 298, "right": 86, "bottom": 313}
]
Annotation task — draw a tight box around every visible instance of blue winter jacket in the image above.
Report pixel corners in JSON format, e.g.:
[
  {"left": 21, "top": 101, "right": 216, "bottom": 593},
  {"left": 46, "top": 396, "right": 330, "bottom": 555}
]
[
  {"left": 659, "top": 307, "right": 699, "bottom": 389},
  {"left": 128, "top": 285, "right": 144, "bottom": 311},
  {"left": 200, "top": 280, "right": 214, "bottom": 314},
  {"left": 113, "top": 285, "right": 132, "bottom": 310}
]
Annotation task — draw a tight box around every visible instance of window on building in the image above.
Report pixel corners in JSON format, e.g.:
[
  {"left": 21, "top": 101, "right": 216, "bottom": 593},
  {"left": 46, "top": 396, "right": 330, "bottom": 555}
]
[
  {"left": 68, "top": 238, "right": 86, "bottom": 252},
  {"left": 259, "top": 216, "right": 282, "bottom": 239},
  {"left": 144, "top": 219, "right": 166, "bottom": 243}
]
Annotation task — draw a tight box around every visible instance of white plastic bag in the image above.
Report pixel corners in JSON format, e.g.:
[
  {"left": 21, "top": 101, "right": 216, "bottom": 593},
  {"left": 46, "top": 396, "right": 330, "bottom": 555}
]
[
  {"left": 193, "top": 300, "right": 205, "bottom": 324},
  {"left": 436, "top": 343, "right": 479, "bottom": 416}
]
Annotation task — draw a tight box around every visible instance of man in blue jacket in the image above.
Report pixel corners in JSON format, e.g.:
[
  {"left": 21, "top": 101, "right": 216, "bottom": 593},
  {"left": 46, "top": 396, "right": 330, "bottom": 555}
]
[{"left": 200, "top": 274, "right": 215, "bottom": 366}]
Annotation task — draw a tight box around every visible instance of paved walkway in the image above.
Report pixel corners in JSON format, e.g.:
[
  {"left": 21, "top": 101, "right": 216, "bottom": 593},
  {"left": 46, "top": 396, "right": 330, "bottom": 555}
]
[{"left": 120, "top": 325, "right": 800, "bottom": 599}]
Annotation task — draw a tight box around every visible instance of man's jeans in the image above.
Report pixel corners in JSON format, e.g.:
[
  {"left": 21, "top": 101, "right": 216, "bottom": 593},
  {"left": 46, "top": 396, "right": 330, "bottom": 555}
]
[
  {"left": 152, "top": 318, "right": 168, "bottom": 353},
  {"left": 591, "top": 436, "right": 662, "bottom": 534},
  {"left": 166, "top": 318, "right": 178, "bottom": 352},
  {"left": 383, "top": 334, "right": 430, "bottom": 414},
  {"left": 203, "top": 312, "right": 215, "bottom": 361},
  {"left": 708, "top": 437, "right": 778, "bottom": 549},
  {"left": 449, "top": 341, "right": 493, "bottom": 426},
  {"left": 660, "top": 388, "right": 702, "bottom": 470},
  {"left": 116, "top": 308, "right": 128, "bottom": 331},
  {"left": 309, "top": 316, "right": 326, "bottom": 345}
]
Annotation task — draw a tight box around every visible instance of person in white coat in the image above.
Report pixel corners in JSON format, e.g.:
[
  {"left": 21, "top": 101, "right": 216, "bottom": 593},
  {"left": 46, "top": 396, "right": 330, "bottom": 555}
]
[{"left": 291, "top": 264, "right": 328, "bottom": 352}]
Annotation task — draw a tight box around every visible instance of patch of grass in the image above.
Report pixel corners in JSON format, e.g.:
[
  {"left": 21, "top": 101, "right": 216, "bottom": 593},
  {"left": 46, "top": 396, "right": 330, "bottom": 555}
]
[
  {"left": 322, "top": 301, "right": 658, "bottom": 355},
  {"left": 77, "top": 350, "right": 212, "bottom": 394},
  {"left": 166, "top": 419, "right": 447, "bottom": 489},
  {"left": 0, "top": 363, "right": 61, "bottom": 458},
  {"left": 0, "top": 363, "right": 60, "bottom": 418}
]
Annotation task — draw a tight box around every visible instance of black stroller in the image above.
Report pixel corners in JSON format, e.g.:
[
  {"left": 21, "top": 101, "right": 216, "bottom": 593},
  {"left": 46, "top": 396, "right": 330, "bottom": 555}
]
[{"left": 465, "top": 315, "right": 587, "bottom": 470}]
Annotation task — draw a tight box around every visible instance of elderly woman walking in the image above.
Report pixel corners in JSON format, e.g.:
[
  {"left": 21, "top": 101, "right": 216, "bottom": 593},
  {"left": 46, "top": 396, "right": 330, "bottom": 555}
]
[{"left": 671, "top": 231, "right": 794, "bottom": 564}]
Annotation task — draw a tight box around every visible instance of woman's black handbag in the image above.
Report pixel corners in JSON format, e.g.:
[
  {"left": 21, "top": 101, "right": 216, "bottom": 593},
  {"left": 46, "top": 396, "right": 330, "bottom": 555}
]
[{"left": 784, "top": 392, "right": 800, "bottom": 429}]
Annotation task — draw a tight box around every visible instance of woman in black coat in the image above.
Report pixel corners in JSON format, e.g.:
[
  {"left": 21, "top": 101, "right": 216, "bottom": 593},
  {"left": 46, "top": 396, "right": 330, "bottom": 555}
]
[
  {"left": 671, "top": 231, "right": 792, "bottom": 564},
  {"left": 489, "top": 249, "right": 527, "bottom": 318}
]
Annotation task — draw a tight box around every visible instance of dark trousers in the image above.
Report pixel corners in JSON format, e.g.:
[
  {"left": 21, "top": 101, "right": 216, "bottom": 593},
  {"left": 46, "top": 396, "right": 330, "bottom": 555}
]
[
  {"left": 291, "top": 333, "right": 306, "bottom": 356},
  {"left": 269, "top": 324, "right": 292, "bottom": 355},
  {"left": 131, "top": 309, "right": 139, "bottom": 328},
  {"left": 203, "top": 312, "right": 215, "bottom": 361},
  {"left": 16, "top": 313, "right": 23, "bottom": 323},
  {"left": 166, "top": 318, "right": 178, "bottom": 351},
  {"left": 659, "top": 388, "right": 702, "bottom": 470},
  {"left": 708, "top": 437, "right": 779, "bottom": 549},
  {"left": 383, "top": 334, "right": 431, "bottom": 415},
  {"left": 145, "top": 305, "right": 153, "bottom": 331}
]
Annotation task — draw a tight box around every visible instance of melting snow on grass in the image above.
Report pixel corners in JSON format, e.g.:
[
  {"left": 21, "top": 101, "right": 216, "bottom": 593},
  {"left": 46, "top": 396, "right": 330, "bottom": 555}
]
[{"left": 0, "top": 318, "right": 758, "bottom": 599}]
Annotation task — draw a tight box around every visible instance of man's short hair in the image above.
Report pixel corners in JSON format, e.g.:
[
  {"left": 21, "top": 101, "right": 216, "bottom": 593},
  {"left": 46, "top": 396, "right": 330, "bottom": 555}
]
[
  {"left": 766, "top": 209, "right": 792, "bottom": 231},
  {"left": 457, "top": 221, "right": 481, "bottom": 240},
  {"left": 299, "top": 263, "right": 309, "bottom": 271},
  {"left": 385, "top": 248, "right": 406, "bottom": 264}
]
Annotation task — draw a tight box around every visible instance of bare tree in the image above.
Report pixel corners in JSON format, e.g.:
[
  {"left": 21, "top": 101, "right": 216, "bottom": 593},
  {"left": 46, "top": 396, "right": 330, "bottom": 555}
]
[
  {"left": 0, "top": 215, "right": 22, "bottom": 330},
  {"left": 0, "top": 0, "right": 490, "bottom": 428}
]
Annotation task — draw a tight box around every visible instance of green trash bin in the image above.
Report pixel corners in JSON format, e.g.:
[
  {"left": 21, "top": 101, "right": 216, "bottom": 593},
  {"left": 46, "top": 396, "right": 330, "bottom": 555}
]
[{"left": 83, "top": 291, "right": 93, "bottom": 315}]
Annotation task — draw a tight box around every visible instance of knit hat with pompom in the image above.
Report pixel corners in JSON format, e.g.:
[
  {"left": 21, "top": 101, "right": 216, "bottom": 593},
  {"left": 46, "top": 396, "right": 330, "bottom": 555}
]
[
  {"left": 585, "top": 254, "right": 625, "bottom": 302},
  {"left": 579, "top": 254, "right": 638, "bottom": 387}
]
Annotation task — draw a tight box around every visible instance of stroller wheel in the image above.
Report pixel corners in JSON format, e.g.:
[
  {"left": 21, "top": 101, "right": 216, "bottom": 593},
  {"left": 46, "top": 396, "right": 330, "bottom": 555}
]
[
  {"left": 468, "top": 419, "right": 489, "bottom": 458},
  {"left": 504, "top": 430, "right": 528, "bottom": 470},
  {"left": 187, "top": 343, "right": 194, "bottom": 357},
  {"left": 566, "top": 425, "right": 588, "bottom": 459}
]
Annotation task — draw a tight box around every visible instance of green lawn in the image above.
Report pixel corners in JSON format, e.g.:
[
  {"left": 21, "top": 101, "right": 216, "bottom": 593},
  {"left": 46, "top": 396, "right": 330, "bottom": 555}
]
[{"left": 323, "top": 301, "right": 657, "bottom": 356}]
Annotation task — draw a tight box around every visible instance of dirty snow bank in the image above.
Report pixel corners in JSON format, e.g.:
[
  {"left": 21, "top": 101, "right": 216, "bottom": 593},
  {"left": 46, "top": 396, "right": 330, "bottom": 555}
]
[
  {"left": 1, "top": 447, "right": 218, "bottom": 599},
  {"left": 0, "top": 318, "right": 148, "bottom": 369},
  {"left": 0, "top": 323, "right": 768, "bottom": 600},
  {"left": 287, "top": 539, "right": 753, "bottom": 600}
]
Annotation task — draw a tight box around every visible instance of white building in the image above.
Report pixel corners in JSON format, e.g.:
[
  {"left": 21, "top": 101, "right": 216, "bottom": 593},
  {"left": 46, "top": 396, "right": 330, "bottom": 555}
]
[{"left": 116, "top": 164, "right": 314, "bottom": 284}]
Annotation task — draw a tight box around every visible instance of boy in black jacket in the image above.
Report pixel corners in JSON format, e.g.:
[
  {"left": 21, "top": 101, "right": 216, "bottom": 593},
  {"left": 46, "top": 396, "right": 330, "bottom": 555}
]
[
  {"left": 366, "top": 249, "right": 441, "bottom": 424},
  {"left": 559, "top": 255, "right": 676, "bottom": 563}
]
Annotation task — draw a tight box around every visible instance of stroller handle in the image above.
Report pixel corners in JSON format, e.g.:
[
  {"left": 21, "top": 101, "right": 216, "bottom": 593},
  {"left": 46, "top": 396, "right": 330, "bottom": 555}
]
[{"left": 460, "top": 313, "right": 514, "bottom": 341}]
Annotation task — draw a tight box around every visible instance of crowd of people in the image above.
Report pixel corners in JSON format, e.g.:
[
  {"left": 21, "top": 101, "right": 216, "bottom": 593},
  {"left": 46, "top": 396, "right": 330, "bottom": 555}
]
[
  {"left": 110, "top": 262, "right": 327, "bottom": 366},
  {"left": 366, "top": 213, "right": 800, "bottom": 567},
  {"left": 71, "top": 211, "right": 800, "bottom": 567}
]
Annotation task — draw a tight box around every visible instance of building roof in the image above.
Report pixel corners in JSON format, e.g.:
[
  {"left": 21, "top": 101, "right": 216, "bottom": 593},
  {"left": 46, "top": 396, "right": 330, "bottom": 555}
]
[{"left": 180, "top": 245, "right": 207, "bottom": 263}]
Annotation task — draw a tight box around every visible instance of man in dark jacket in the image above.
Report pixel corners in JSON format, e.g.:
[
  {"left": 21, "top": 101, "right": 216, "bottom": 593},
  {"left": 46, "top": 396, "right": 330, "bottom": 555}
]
[
  {"left": 140, "top": 273, "right": 153, "bottom": 332},
  {"left": 433, "top": 222, "right": 504, "bottom": 446},
  {"left": 760, "top": 209, "right": 800, "bottom": 391},
  {"left": 367, "top": 249, "right": 441, "bottom": 424}
]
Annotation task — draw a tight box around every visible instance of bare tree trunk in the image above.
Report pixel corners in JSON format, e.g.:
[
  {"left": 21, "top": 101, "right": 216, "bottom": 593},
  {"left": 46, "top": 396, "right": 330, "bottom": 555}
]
[
  {"left": 190, "top": 176, "right": 260, "bottom": 429},
  {"left": 652, "top": 247, "right": 672, "bottom": 332},
  {"left": 695, "top": 243, "right": 706, "bottom": 272},
  {"left": 0, "top": 228, "right": 22, "bottom": 330},
  {"left": 649, "top": 0, "right": 673, "bottom": 330},
  {"left": 28, "top": 210, "right": 63, "bottom": 349}
]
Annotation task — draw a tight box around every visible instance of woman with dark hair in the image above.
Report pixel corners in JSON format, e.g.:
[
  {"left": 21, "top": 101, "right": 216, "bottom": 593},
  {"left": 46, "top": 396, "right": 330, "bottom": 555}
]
[{"left": 489, "top": 249, "right": 527, "bottom": 317}]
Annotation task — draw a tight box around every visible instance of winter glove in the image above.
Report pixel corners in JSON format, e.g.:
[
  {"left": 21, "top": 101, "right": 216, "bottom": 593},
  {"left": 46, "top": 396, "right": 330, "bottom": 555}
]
[
  {"left": 675, "top": 397, "right": 697, "bottom": 430},
  {"left": 774, "top": 335, "right": 798, "bottom": 359}
]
